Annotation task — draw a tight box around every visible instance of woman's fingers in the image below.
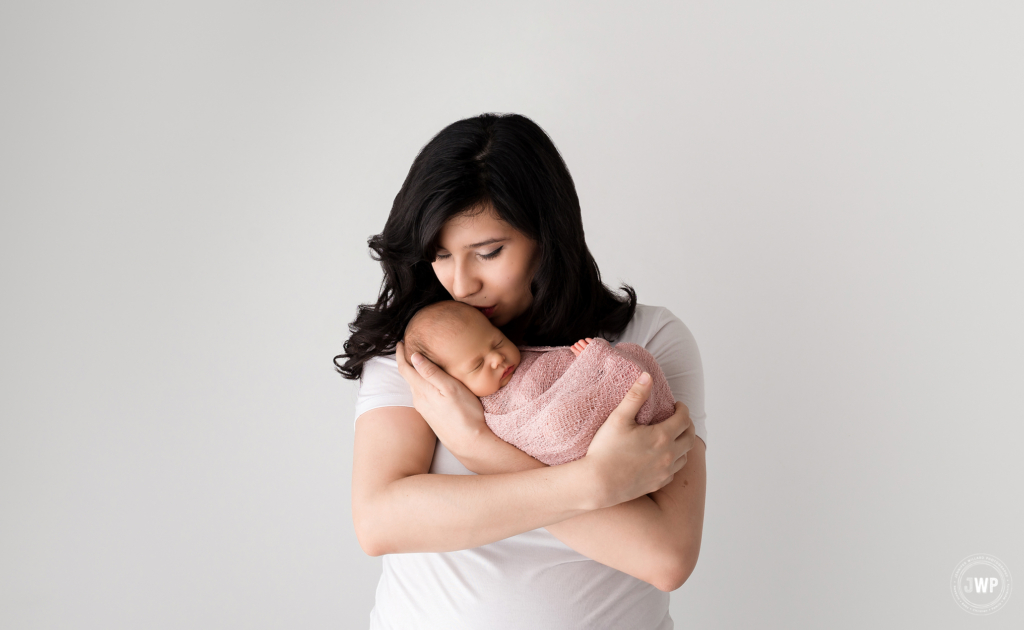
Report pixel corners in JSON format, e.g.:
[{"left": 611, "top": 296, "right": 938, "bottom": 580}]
[
  {"left": 395, "top": 341, "right": 433, "bottom": 395},
  {"left": 394, "top": 341, "right": 411, "bottom": 377},
  {"left": 669, "top": 401, "right": 692, "bottom": 439},
  {"left": 670, "top": 402, "right": 696, "bottom": 462},
  {"left": 394, "top": 342, "right": 418, "bottom": 382},
  {"left": 408, "top": 350, "right": 460, "bottom": 397},
  {"left": 672, "top": 453, "right": 689, "bottom": 474},
  {"left": 610, "top": 372, "right": 653, "bottom": 425},
  {"left": 676, "top": 422, "right": 695, "bottom": 454},
  {"left": 395, "top": 341, "right": 442, "bottom": 387}
]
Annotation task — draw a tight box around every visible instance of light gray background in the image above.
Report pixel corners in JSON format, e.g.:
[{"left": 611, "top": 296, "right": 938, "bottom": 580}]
[{"left": 2, "top": 1, "right": 1021, "bottom": 628}]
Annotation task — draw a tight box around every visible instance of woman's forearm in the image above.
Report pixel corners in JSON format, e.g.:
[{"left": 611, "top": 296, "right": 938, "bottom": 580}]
[
  {"left": 544, "top": 495, "right": 679, "bottom": 590},
  {"left": 366, "top": 457, "right": 599, "bottom": 555},
  {"left": 460, "top": 429, "right": 683, "bottom": 590},
  {"left": 464, "top": 427, "right": 549, "bottom": 474}
]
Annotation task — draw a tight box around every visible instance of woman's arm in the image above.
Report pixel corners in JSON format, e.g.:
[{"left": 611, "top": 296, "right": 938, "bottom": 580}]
[
  {"left": 352, "top": 405, "right": 605, "bottom": 556},
  {"left": 352, "top": 386, "right": 690, "bottom": 556},
  {"left": 466, "top": 419, "right": 706, "bottom": 592},
  {"left": 356, "top": 344, "right": 693, "bottom": 588}
]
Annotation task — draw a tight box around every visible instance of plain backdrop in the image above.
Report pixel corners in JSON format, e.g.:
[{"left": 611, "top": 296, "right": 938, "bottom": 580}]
[{"left": 2, "top": 1, "right": 1022, "bottom": 629}]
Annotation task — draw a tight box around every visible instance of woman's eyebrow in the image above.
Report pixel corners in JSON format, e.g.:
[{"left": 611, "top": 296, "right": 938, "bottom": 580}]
[{"left": 463, "top": 237, "right": 509, "bottom": 249}]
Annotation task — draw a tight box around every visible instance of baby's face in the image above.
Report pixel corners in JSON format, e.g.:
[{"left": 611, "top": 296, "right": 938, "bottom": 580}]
[{"left": 434, "top": 316, "right": 521, "bottom": 397}]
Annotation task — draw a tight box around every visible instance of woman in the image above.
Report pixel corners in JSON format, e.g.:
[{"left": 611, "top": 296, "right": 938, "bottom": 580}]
[{"left": 336, "top": 113, "right": 707, "bottom": 629}]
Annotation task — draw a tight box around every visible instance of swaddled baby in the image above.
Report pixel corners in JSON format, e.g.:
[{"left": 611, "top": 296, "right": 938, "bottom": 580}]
[{"left": 403, "top": 300, "right": 677, "bottom": 465}]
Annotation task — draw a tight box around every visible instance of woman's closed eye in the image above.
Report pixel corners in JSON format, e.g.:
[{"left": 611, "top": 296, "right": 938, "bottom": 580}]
[{"left": 434, "top": 246, "right": 503, "bottom": 262}]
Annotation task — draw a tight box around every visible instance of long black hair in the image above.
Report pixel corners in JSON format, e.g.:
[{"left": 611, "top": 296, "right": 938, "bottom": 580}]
[{"left": 334, "top": 113, "right": 636, "bottom": 380}]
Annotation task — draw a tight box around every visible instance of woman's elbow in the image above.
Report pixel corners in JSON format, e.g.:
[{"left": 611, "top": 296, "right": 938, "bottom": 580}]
[
  {"left": 655, "top": 547, "right": 700, "bottom": 592},
  {"left": 353, "top": 501, "right": 388, "bottom": 557},
  {"left": 355, "top": 528, "right": 385, "bottom": 557}
]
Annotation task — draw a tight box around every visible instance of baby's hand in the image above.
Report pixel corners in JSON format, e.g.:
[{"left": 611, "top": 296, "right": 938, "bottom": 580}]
[{"left": 570, "top": 338, "right": 593, "bottom": 357}]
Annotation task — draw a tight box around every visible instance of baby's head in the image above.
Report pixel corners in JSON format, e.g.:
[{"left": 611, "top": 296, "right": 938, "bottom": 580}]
[{"left": 403, "top": 300, "right": 521, "bottom": 397}]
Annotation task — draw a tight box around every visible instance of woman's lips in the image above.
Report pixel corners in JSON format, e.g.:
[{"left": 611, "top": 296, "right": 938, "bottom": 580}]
[
  {"left": 501, "top": 364, "right": 516, "bottom": 380},
  {"left": 475, "top": 305, "right": 496, "bottom": 317}
]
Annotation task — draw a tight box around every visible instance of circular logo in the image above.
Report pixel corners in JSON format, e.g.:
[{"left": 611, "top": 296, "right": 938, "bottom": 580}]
[{"left": 950, "top": 554, "right": 1012, "bottom": 615}]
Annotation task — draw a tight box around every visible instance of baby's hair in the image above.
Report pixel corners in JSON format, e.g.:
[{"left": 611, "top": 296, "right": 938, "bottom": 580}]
[{"left": 403, "top": 300, "right": 483, "bottom": 368}]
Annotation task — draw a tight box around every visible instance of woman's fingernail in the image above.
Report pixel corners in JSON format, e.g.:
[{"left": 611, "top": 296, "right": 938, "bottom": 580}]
[
  {"left": 411, "top": 353, "right": 422, "bottom": 366},
  {"left": 639, "top": 372, "right": 651, "bottom": 384}
]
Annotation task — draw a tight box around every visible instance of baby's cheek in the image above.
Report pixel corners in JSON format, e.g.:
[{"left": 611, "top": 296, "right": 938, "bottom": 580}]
[{"left": 471, "top": 377, "right": 490, "bottom": 397}]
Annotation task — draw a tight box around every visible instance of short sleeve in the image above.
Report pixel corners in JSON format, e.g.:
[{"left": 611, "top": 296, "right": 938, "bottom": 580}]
[
  {"left": 644, "top": 309, "right": 708, "bottom": 449},
  {"left": 354, "top": 354, "right": 415, "bottom": 430}
]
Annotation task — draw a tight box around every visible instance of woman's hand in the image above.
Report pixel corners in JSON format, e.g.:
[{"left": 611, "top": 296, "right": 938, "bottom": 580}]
[
  {"left": 582, "top": 372, "right": 696, "bottom": 510},
  {"left": 395, "top": 341, "right": 488, "bottom": 458}
]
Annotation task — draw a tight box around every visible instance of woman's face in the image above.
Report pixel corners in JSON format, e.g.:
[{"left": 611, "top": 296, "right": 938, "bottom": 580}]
[{"left": 432, "top": 205, "right": 539, "bottom": 328}]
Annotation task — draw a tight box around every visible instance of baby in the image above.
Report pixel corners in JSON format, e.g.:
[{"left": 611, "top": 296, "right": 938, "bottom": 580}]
[
  {"left": 403, "top": 300, "right": 678, "bottom": 466},
  {"left": 402, "top": 300, "right": 592, "bottom": 397}
]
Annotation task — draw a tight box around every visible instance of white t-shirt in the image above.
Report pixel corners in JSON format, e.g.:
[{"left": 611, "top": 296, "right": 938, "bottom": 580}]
[{"left": 354, "top": 304, "right": 708, "bottom": 630}]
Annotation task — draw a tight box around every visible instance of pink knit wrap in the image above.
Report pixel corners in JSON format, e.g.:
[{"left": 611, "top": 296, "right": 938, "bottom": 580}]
[{"left": 479, "top": 337, "right": 677, "bottom": 466}]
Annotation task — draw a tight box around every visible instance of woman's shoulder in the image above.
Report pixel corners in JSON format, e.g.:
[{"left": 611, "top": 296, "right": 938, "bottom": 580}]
[
  {"left": 354, "top": 353, "right": 414, "bottom": 426},
  {"left": 363, "top": 352, "right": 399, "bottom": 372},
  {"left": 613, "top": 303, "right": 693, "bottom": 348}
]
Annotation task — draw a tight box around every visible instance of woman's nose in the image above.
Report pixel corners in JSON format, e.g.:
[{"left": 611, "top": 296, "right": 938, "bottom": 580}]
[{"left": 451, "top": 260, "right": 481, "bottom": 299}]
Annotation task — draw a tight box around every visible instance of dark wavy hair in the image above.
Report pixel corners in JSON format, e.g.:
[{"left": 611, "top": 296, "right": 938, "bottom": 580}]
[{"left": 334, "top": 113, "right": 637, "bottom": 380}]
